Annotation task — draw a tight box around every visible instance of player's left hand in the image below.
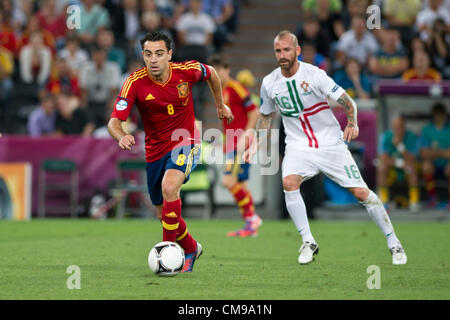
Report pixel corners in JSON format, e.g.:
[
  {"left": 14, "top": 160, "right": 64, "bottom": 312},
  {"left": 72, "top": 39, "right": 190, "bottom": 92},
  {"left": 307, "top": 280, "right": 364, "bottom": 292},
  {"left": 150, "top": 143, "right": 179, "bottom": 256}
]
[
  {"left": 343, "top": 124, "right": 359, "bottom": 142},
  {"left": 218, "top": 104, "right": 234, "bottom": 124}
]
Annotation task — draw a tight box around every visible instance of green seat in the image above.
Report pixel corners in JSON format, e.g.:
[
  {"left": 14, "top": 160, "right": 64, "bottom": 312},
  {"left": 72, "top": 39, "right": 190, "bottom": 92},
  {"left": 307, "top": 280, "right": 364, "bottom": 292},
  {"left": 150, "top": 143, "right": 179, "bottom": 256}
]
[
  {"left": 38, "top": 159, "right": 78, "bottom": 218},
  {"left": 112, "top": 159, "right": 149, "bottom": 218},
  {"left": 42, "top": 159, "right": 76, "bottom": 172}
]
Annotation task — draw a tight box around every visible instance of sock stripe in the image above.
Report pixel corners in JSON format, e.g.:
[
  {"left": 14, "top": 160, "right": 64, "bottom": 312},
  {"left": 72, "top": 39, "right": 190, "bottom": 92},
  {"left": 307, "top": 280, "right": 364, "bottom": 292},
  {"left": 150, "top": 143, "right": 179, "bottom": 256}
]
[
  {"left": 162, "top": 221, "right": 179, "bottom": 231},
  {"left": 230, "top": 184, "right": 242, "bottom": 195},
  {"left": 176, "top": 228, "right": 188, "bottom": 241},
  {"left": 237, "top": 196, "right": 250, "bottom": 207}
]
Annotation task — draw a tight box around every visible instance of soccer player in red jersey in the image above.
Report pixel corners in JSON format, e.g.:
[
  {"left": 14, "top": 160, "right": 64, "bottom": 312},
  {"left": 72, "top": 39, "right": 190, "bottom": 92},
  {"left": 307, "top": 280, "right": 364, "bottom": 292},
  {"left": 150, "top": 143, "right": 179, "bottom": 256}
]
[
  {"left": 108, "top": 32, "right": 233, "bottom": 272},
  {"left": 208, "top": 54, "right": 262, "bottom": 237}
]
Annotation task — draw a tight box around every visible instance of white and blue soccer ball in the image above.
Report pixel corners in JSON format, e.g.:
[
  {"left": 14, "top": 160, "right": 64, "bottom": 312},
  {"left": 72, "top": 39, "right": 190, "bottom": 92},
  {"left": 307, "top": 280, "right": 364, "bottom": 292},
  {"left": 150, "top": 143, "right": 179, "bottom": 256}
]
[{"left": 148, "top": 241, "right": 185, "bottom": 276}]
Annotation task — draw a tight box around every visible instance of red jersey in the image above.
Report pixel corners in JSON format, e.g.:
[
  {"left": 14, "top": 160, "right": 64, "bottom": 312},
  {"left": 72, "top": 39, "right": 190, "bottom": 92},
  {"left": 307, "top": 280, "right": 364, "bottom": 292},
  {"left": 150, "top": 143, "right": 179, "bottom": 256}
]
[
  {"left": 111, "top": 61, "right": 211, "bottom": 162},
  {"left": 222, "top": 79, "right": 256, "bottom": 152}
]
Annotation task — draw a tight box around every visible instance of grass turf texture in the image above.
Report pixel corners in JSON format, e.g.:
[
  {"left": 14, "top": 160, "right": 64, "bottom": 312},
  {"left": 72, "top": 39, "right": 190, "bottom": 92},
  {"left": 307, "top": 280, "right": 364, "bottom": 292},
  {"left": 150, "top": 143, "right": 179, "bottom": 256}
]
[{"left": 0, "top": 219, "right": 448, "bottom": 300}]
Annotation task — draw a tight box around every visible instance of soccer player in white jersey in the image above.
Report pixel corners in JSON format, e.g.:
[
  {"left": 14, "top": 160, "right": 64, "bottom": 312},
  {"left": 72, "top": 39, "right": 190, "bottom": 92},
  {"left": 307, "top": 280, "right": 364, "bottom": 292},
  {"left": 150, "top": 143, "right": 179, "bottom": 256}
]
[{"left": 244, "top": 30, "right": 407, "bottom": 265}]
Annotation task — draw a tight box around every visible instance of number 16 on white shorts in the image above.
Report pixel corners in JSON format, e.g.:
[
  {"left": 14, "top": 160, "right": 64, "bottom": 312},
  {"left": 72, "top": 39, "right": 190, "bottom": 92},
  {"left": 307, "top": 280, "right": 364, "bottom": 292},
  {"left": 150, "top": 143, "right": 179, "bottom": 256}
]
[{"left": 282, "top": 143, "right": 368, "bottom": 189}]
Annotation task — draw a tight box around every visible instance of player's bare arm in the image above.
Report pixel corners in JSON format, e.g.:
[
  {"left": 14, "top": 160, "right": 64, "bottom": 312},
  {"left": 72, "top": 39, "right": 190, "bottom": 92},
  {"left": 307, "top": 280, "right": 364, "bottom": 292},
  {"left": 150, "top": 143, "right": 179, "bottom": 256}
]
[
  {"left": 336, "top": 92, "right": 359, "bottom": 142},
  {"left": 243, "top": 112, "right": 273, "bottom": 163},
  {"left": 206, "top": 65, "right": 234, "bottom": 124},
  {"left": 107, "top": 117, "right": 135, "bottom": 150}
]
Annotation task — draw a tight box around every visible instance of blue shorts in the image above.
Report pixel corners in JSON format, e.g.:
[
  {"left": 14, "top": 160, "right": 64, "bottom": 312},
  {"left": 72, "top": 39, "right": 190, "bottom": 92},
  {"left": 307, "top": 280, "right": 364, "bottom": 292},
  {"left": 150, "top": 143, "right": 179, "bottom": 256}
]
[
  {"left": 146, "top": 144, "right": 201, "bottom": 205},
  {"left": 223, "top": 150, "right": 250, "bottom": 182}
]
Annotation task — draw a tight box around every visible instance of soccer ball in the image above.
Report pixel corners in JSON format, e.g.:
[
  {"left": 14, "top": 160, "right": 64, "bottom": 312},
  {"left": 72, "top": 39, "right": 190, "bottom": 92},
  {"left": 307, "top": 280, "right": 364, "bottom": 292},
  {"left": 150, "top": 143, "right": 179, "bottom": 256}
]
[{"left": 148, "top": 241, "right": 185, "bottom": 276}]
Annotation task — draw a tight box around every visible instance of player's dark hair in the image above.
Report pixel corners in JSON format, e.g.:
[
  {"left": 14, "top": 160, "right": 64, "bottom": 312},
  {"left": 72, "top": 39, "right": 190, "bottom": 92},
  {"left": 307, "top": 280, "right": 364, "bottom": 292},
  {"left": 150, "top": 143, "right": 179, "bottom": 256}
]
[
  {"left": 207, "top": 53, "right": 229, "bottom": 69},
  {"left": 140, "top": 31, "right": 172, "bottom": 51},
  {"left": 431, "top": 102, "right": 446, "bottom": 115}
]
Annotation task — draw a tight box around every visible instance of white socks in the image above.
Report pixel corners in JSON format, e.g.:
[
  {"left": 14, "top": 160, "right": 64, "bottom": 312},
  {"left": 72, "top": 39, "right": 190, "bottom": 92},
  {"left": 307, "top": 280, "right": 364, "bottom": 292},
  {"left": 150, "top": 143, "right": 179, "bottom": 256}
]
[
  {"left": 284, "top": 189, "right": 316, "bottom": 244},
  {"left": 360, "top": 190, "right": 400, "bottom": 249}
]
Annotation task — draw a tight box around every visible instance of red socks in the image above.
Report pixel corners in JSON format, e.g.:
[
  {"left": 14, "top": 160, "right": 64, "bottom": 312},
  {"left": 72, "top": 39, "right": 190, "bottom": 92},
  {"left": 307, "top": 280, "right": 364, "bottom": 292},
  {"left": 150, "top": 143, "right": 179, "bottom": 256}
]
[
  {"left": 161, "top": 198, "right": 181, "bottom": 242},
  {"left": 161, "top": 198, "right": 197, "bottom": 254},
  {"left": 424, "top": 173, "right": 438, "bottom": 199},
  {"left": 230, "top": 183, "right": 255, "bottom": 220},
  {"left": 176, "top": 217, "right": 197, "bottom": 254}
]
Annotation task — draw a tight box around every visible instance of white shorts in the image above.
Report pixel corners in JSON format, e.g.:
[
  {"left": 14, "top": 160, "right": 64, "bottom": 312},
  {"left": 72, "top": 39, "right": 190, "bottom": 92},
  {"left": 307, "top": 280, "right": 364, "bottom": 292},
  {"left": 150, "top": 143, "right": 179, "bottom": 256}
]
[{"left": 282, "top": 142, "right": 368, "bottom": 189}]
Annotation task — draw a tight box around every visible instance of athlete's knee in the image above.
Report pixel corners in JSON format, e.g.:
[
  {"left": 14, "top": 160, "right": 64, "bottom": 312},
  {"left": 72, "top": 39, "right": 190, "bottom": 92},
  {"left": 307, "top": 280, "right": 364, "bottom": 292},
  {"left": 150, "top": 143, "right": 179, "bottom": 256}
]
[
  {"left": 161, "top": 181, "right": 180, "bottom": 200},
  {"left": 222, "top": 175, "right": 237, "bottom": 189},
  {"left": 348, "top": 187, "right": 370, "bottom": 201},
  {"left": 283, "top": 175, "right": 303, "bottom": 191}
]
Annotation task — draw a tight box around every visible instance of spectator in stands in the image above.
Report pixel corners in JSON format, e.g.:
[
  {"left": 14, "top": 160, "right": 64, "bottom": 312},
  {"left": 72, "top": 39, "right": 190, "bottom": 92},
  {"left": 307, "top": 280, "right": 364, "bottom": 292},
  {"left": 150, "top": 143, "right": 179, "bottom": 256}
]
[
  {"left": 79, "top": 45, "right": 120, "bottom": 128},
  {"left": 407, "top": 36, "right": 428, "bottom": 63},
  {"left": 96, "top": 28, "right": 127, "bottom": 73},
  {"left": 57, "top": 34, "right": 89, "bottom": 76},
  {"left": 416, "top": 0, "right": 450, "bottom": 42},
  {"left": 111, "top": 0, "right": 140, "bottom": 51},
  {"left": 236, "top": 68, "right": 259, "bottom": 107},
  {"left": 76, "top": 0, "right": 111, "bottom": 49},
  {"left": 426, "top": 18, "right": 450, "bottom": 79},
  {"left": 175, "top": 0, "right": 216, "bottom": 62},
  {"left": 19, "top": 32, "right": 52, "bottom": 87},
  {"left": 134, "top": 11, "right": 174, "bottom": 60},
  {"left": 179, "top": 0, "right": 234, "bottom": 51},
  {"left": 383, "top": 0, "right": 421, "bottom": 47},
  {"left": 152, "top": 0, "right": 177, "bottom": 20},
  {"left": 296, "top": 16, "right": 331, "bottom": 58},
  {"left": 402, "top": 49, "right": 442, "bottom": 82},
  {"left": 0, "top": 12, "right": 16, "bottom": 54},
  {"left": 120, "top": 59, "right": 144, "bottom": 87},
  {"left": 35, "top": 0, "right": 67, "bottom": 50},
  {"left": 0, "top": 45, "right": 13, "bottom": 121},
  {"left": 10, "top": 0, "right": 35, "bottom": 35},
  {"left": 341, "top": 0, "right": 369, "bottom": 31},
  {"left": 368, "top": 25, "right": 409, "bottom": 79},
  {"left": 307, "top": 0, "right": 345, "bottom": 44},
  {"left": 299, "top": 42, "right": 328, "bottom": 72},
  {"left": 377, "top": 114, "right": 420, "bottom": 211},
  {"left": 302, "top": 0, "right": 342, "bottom": 16},
  {"left": 333, "top": 58, "right": 371, "bottom": 100},
  {"left": 420, "top": 102, "right": 450, "bottom": 208},
  {"left": 17, "top": 15, "right": 56, "bottom": 56},
  {"left": 54, "top": 92, "right": 95, "bottom": 136},
  {"left": 27, "top": 91, "right": 56, "bottom": 137},
  {"left": 336, "top": 15, "right": 378, "bottom": 69},
  {"left": 46, "top": 57, "right": 81, "bottom": 97}
]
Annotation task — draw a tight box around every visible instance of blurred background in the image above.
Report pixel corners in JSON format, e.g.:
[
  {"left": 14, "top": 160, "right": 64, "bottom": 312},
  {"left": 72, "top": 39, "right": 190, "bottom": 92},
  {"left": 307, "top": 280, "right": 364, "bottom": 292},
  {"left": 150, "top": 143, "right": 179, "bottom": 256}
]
[{"left": 0, "top": 0, "right": 449, "bottom": 222}]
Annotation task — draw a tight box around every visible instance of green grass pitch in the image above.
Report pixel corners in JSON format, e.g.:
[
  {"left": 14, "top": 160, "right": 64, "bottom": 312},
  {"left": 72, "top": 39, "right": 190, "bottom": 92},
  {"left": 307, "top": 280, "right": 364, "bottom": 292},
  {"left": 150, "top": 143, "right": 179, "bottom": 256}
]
[{"left": 0, "top": 219, "right": 448, "bottom": 300}]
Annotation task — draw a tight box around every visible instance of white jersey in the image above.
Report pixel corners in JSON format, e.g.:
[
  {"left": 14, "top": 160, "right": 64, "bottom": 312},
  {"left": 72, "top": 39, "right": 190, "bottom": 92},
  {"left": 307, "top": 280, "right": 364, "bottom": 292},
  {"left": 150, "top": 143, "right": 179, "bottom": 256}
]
[{"left": 260, "top": 61, "right": 346, "bottom": 149}]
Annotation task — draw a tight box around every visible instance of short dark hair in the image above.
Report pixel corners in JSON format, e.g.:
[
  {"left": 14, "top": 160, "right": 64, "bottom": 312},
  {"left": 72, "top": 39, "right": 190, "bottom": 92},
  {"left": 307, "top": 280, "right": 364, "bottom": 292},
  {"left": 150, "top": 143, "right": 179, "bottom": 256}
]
[
  {"left": 140, "top": 31, "right": 172, "bottom": 51},
  {"left": 431, "top": 102, "right": 446, "bottom": 115},
  {"left": 207, "top": 53, "right": 229, "bottom": 69}
]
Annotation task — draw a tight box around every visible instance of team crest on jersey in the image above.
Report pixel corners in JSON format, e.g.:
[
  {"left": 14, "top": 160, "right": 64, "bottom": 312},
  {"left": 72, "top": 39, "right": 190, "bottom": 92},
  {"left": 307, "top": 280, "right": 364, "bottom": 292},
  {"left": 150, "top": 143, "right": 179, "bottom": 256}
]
[
  {"left": 177, "top": 82, "right": 189, "bottom": 98},
  {"left": 299, "top": 81, "right": 312, "bottom": 96}
]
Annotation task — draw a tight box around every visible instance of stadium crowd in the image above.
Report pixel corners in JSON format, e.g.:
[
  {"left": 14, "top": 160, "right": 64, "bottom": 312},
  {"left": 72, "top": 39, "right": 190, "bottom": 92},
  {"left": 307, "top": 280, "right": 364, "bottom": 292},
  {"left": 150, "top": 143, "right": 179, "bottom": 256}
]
[
  {"left": 0, "top": 0, "right": 448, "bottom": 209},
  {"left": 0, "top": 0, "right": 239, "bottom": 134}
]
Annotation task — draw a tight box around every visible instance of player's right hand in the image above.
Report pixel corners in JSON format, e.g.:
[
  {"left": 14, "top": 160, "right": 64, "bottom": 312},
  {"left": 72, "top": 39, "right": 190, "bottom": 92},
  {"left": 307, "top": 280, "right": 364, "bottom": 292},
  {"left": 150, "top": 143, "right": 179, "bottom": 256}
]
[
  {"left": 119, "top": 134, "right": 135, "bottom": 150},
  {"left": 218, "top": 104, "right": 234, "bottom": 124}
]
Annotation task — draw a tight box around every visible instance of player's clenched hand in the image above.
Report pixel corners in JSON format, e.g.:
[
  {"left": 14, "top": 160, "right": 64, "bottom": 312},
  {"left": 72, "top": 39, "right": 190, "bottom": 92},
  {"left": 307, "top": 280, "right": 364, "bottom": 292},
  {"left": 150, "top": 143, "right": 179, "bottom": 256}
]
[
  {"left": 343, "top": 124, "right": 359, "bottom": 142},
  {"left": 119, "top": 134, "right": 135, "bottom": 150},
  {"left": 218, "top": 104, "right": 234, "bottom": 124}
]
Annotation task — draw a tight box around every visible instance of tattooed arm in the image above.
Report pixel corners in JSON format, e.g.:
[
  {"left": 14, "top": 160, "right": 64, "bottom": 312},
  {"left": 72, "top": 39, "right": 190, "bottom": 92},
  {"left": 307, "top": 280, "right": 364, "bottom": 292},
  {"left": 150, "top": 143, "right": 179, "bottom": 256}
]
[
  {"left": 243, "top": 112, "right": 274, "bottom": 163},
  {"left": 336, "top": 92, "right": 359, "bottom": 142}
]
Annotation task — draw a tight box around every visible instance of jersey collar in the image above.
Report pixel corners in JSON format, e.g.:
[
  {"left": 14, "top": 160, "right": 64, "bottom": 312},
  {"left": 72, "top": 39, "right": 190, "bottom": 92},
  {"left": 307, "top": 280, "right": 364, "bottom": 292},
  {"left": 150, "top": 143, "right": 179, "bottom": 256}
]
[{"left": 147, "top": 63, "right": 172, "bottom": 87}]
